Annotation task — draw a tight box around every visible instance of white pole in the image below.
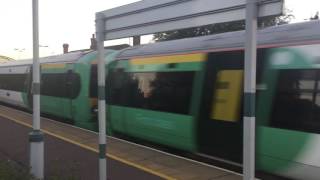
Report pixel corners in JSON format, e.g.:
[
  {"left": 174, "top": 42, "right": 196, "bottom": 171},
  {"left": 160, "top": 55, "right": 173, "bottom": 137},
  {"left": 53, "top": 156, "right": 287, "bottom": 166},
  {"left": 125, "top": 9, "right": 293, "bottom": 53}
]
[
  {"left": 243, "top": 0, "right": 258, "bottom": 180},
  {"left": 96, "top": 12, "right": 107, "bottom": 180},
  {"left": 30, "top": 0, "right": 44, "bottom": 179}
]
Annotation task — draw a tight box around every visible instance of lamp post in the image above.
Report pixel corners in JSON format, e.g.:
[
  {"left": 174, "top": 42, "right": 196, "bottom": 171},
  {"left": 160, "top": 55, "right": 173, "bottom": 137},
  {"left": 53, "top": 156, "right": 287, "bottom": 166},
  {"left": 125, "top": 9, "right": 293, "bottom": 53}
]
[
  {"left": 96, "top": 12, "right": 107, "bottom": 180},
  {"left": 243, "top": 0, "right": 258, "bottom": 179},
  {"left": 29, "top": 0, "right": 44, "bottom": 179}
]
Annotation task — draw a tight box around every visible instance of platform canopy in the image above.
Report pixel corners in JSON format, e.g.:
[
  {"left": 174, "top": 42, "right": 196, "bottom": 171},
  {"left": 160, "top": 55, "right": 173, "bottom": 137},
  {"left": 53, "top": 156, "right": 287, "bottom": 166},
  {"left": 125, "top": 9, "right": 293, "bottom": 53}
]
[
  {"left": 95, "top": 1, "right": 284, "bottom": 180},
  {"left": 97, "top": 0, "right": 284, "bottom": 40}
]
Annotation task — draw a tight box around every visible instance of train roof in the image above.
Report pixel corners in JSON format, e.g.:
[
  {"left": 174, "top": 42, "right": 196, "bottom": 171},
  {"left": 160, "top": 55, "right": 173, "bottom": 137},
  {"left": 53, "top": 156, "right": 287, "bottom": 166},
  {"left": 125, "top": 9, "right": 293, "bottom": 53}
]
[
  {"left": 0, "top": 51, "right": 91, "bottom": 67},
  {"left": 116, "top": 20, "right": 320, "bottom": 59}
]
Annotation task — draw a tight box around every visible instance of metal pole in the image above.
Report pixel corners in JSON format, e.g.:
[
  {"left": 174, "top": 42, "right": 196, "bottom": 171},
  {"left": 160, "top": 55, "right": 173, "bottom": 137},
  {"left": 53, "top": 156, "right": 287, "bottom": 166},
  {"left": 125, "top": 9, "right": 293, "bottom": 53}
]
[
  {"left": 96, "top": 12, "right": 107, "bottom": 180},
  {"left": 29, "top": 0, "right": 44, "bottom": 179},
  {"left": 243, "top": 0, "right": 258, "bottom": 180}
]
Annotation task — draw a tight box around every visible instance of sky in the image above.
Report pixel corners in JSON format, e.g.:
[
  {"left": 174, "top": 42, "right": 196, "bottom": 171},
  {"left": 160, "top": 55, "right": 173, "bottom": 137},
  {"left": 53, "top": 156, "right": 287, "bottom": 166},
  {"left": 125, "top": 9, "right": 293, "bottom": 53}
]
[{"left": 0, "top": 0, "right": 319, "bottom": 59}]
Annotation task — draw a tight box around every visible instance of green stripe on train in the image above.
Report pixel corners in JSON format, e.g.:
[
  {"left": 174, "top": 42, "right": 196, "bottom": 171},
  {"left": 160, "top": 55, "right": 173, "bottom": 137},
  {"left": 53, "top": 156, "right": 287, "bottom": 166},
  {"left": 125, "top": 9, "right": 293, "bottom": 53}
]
[{"left": 109, "top": 105, "right": 197, "bottom": 151}]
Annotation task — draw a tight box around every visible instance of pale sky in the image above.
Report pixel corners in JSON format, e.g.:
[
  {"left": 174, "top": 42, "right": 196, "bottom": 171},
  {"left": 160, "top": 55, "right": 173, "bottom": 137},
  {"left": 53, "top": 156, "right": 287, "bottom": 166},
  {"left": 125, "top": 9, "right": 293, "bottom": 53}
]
[{"left": 0, "top": 0, "right": 319, "bottom": 59}]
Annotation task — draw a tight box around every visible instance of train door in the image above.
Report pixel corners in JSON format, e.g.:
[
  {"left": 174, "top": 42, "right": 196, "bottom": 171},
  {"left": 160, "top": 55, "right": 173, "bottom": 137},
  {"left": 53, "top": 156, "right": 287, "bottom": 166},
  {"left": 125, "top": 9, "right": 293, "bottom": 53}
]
[
  {"left": 66, "top": 68, "right": 74, "bottom": 119},
  {"left": 26, "top": 66, "right": 33, "bottom": 109},
  {"left": 198, "top": 51, "right": 244, "bottom": 163},
  {"left": 106, "top": 67, "right": 127, "bottom": 133}
]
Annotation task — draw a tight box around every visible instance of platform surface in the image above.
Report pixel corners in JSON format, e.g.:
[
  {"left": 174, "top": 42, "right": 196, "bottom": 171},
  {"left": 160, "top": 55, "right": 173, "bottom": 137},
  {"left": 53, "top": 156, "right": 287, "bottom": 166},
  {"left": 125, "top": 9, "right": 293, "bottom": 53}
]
[{"left": 0, "top": 105, "right": 242, "bottom": 180}]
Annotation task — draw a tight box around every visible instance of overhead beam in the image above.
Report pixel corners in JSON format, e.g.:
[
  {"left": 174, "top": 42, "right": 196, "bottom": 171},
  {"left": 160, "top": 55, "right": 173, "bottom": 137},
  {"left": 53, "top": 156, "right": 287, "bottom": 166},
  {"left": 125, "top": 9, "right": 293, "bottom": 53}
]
[{"left": 99, "top": 0, "right": 283, "bottom": 40}]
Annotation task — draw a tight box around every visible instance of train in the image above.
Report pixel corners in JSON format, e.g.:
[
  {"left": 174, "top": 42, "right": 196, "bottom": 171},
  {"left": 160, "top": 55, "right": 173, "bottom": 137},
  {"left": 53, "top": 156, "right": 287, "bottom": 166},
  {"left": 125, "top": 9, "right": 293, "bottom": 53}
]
[{"left": 1, "top": 20, "right": 320, "bottom": 179}]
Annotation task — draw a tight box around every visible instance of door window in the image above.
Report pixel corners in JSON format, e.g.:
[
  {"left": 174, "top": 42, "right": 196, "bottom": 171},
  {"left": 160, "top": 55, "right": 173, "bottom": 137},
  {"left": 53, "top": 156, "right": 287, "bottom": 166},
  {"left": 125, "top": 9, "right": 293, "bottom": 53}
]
[{"left": 210, "top": 70, "right": 243, "bottom": 122}]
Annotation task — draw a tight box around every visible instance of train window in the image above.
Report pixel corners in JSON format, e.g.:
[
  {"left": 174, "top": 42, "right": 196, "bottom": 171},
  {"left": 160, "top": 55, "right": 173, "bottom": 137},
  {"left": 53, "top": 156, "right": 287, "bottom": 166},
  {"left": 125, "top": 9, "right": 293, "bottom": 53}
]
[
  {"left": 270, "top": 69, "right": 320, "bottom": 133},
  {"left": 67, "top": 71, "right": 81, "bottom": 98},
  {"left": 41, "top": 72, "right": 81, "bottom": 99},
  {"left": 0, "top": 74, "right": 27, "bottom": 92},
  {"left": 106, "top": 70, "right": 195, "bottom": 114},
  {"left": 106, "top": 68, "right": 129, "bottom": 106}
]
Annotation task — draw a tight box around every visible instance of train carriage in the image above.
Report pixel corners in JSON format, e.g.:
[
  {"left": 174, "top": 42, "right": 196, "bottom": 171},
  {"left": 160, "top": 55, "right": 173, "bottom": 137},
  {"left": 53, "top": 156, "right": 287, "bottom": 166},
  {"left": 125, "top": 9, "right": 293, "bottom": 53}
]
[
  {"left": 105, "top": 21, "right": 320, "bottom": 179},
  {"left": 0, "top": 62, "right": 30, "bottom": 107},
  {"left": 0, "top": 50, "right": 116, "bottom": 130}
]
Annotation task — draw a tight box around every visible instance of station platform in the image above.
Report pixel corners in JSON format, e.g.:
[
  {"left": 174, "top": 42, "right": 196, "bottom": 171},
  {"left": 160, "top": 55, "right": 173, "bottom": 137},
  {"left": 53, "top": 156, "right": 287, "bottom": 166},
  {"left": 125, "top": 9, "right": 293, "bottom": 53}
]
[{"left": 0, "top": 105, "right": 242, "bottom": 180}]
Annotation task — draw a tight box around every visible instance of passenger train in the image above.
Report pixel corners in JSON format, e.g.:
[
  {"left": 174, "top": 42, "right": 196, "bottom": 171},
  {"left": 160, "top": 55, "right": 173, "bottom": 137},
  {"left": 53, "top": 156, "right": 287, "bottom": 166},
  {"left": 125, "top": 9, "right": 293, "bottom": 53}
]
[{"left": 1, "top": 20, "right": 320, "bottom": 179}]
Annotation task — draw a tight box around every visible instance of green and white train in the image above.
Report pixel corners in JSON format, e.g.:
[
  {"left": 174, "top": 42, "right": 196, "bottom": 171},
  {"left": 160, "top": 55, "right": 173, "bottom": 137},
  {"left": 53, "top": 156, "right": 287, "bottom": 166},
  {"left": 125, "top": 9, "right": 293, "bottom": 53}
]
[
  {"left": 1, "top": 21, "right": 320, "bottom": 179},
  {"left": 0, "top": 50, "right": 117, "bottom": 130}
]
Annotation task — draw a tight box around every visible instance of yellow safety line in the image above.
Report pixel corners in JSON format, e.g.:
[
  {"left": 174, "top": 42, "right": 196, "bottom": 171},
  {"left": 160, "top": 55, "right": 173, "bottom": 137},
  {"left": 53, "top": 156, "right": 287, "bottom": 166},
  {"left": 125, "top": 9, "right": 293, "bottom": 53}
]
[{"left": 0, "top": 112, "right": 176, "bottom": 180}]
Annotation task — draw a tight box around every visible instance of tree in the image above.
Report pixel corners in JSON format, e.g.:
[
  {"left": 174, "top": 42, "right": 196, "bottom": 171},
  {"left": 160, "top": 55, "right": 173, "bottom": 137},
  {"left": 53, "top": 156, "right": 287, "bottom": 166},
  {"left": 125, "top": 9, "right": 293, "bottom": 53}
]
[
  {"left": 310, "top": 12, "right": 319, "bottom": 20},
  {"left": 153, "top": 9, "right": 294, "bottom": 42}
]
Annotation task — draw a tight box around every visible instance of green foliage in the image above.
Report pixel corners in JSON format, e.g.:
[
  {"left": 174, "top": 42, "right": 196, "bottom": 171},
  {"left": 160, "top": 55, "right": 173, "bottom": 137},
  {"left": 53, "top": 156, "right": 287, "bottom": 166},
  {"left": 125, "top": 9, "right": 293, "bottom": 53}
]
[
  {"left": 154, "top": 10, "right": 294, "bottom": 42},
  {"left": 0, "top": 159, "right": 81, "bottom": 180},
  {"left": 46, "top": 159, "right": 81, "bottom": 180},
  {"left": 0, "top": 160, "right": 35, "bottom": 180}
]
